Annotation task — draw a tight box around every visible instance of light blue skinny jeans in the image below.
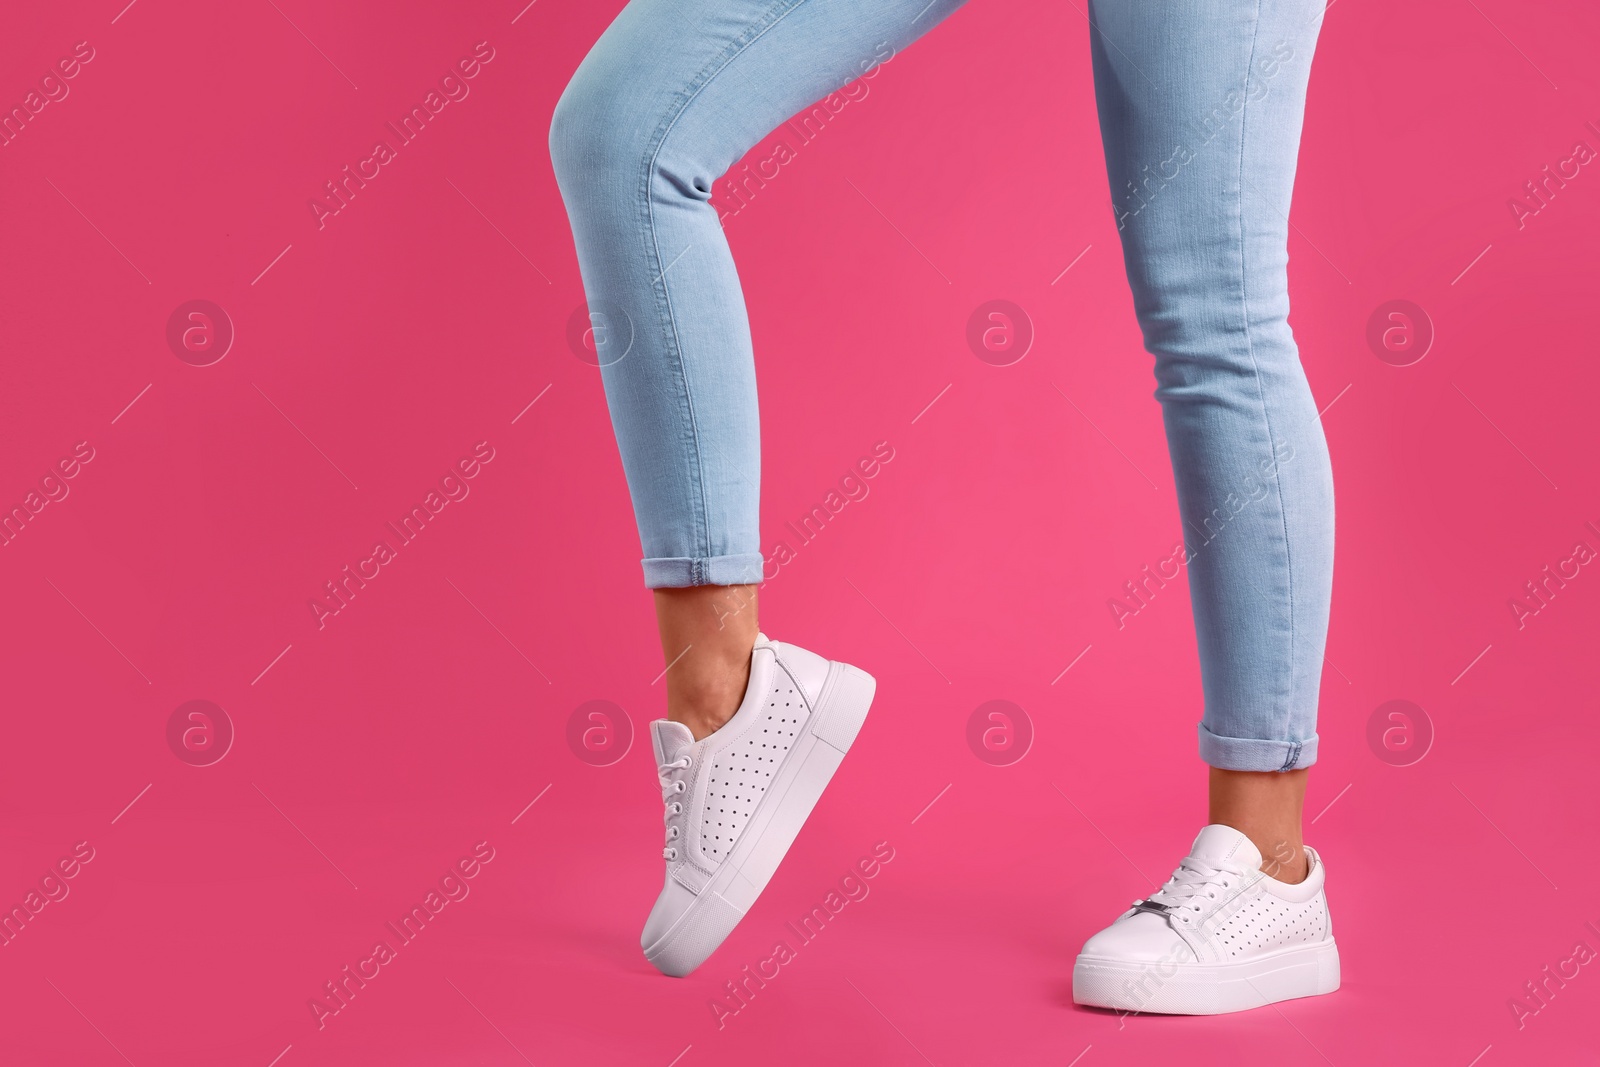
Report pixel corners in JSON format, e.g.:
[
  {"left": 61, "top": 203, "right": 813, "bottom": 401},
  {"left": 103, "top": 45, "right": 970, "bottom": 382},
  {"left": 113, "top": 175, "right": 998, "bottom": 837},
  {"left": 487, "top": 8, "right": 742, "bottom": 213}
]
[{"left": 549, "top": 0, "right": 1334, "bottom": 772}]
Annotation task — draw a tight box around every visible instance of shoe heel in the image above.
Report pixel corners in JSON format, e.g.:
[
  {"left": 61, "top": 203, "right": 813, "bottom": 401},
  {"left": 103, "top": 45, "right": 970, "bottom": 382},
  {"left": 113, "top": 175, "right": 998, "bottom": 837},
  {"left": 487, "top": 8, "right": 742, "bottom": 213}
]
[
  {"left": 1316, "top": 939, "right": 1341, "bottom": 994},
  {"left": 809, "top": 663, "right": 875, "bottom": 753}
]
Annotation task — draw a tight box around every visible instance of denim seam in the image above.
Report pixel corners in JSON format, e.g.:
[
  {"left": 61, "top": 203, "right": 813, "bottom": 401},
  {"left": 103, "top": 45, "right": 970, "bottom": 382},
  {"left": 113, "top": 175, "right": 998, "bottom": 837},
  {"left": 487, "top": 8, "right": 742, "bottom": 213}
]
[
  {"left": 637, "top": 0, "right": 808, "bottom": 573},
  {"left": 1202, "top": 723, "right": 1310, "bottom": 772},
  {"left": 1235, "top": 0, "right": 1299, "bottom": 744}
]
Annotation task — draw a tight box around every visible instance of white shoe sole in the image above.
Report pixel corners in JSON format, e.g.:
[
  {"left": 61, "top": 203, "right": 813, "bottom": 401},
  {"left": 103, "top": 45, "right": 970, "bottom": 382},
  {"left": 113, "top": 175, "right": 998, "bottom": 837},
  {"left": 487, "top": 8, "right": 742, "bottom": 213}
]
[
  {"left": 643, "top": 661, "right": 876, "bottom": 977},
  {"left": 1073, "top": 938, "right": 1340, "bottom": 1015}
]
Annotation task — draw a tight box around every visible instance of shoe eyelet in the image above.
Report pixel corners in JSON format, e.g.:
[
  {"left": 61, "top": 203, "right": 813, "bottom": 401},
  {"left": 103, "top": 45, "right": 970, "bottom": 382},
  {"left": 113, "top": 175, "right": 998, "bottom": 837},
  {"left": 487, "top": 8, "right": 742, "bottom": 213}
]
[{"left": 674, "top": 782, "right": 686, "bottom": 793}]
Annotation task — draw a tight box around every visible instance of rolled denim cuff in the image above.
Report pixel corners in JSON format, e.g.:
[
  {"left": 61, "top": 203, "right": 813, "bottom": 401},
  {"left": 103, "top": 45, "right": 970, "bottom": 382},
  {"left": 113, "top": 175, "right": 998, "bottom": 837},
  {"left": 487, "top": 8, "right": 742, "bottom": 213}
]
[
  {"left": 641, "top": 553, "right": 765, "bottom": 588},
  {"left": 1198, "top": 722, "right": 1318, "bottom": 772}
]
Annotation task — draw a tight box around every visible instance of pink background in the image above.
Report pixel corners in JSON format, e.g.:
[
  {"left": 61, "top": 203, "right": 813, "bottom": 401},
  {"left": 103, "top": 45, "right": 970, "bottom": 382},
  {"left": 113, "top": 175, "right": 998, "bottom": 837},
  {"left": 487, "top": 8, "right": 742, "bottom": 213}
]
[{"left": 3, "top": 1, "right": 1598, "bottom": 1064}]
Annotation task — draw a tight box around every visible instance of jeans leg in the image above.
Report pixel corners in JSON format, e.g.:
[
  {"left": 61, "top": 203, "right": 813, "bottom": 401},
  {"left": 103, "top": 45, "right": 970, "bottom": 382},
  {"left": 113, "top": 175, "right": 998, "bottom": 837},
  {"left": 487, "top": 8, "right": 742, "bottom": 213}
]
[
  {"left": 1089, "top": 0, "right": 1334, "bottom": 771},
  {"left": 549, "top": 0, "right": 965, "bottom": 588}
]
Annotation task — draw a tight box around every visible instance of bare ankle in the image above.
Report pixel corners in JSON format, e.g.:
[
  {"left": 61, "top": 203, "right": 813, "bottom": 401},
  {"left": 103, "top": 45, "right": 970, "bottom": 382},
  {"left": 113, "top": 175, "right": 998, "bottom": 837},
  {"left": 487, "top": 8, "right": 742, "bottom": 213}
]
[
  {"left": 1207, "top": 766, "right": 1310, "bottom": 883},
  {"left": 668, "top": 664, "right": 751, "bottom": 740},
  {"left": 1260, "top": 842, "right": 1309, "bottom": 884},
  {"left": 652, "top": 583, "right": 759, "bottom": 741}
]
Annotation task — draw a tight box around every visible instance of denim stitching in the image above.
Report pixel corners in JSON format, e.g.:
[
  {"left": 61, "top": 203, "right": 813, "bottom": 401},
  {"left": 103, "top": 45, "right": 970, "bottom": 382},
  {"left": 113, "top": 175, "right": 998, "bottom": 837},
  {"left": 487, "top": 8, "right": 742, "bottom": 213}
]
[
  {"left": 636, "top": 0, "right": 809, "bottom": 575},
  {"left": 1235, "top": 0, "right": 1299, "bottom": 743}
]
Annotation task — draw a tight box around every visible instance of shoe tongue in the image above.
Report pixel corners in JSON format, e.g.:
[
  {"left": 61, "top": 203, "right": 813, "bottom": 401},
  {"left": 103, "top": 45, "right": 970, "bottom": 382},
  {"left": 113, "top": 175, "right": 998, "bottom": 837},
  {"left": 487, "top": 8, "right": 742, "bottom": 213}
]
[
  {"left": 650, "top": 720, "right": 696, "bottom": 766},
  {"left": 1187, "top": 824, "right": 1262, "bottom": 871}
]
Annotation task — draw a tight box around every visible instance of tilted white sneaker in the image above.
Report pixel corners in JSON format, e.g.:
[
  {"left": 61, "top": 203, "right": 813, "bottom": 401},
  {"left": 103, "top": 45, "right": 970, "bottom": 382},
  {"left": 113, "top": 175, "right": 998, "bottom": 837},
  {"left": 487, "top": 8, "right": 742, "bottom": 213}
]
[
  {"left": 641, "top": 633, "right": 876, "bottom": 977},
  {"left": 1072, "top": 824, "right": 1340, "bottom": 1015}
]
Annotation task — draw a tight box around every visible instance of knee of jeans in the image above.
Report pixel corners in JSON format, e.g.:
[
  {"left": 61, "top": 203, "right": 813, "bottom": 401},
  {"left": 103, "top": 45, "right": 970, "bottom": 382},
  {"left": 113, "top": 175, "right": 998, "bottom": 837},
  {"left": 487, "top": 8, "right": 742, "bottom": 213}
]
[
  {"left": 550, "top": 71, "right": 610, "bottom": 197},
  {"left": 549, "top": 61, "right": 649, "bottom": 199},
  {"left": 549, "top": 65, "right": 711, "bottom": 211},
  {"left": 1135, "top": 286, "right": 1299, "bottom": 390}
]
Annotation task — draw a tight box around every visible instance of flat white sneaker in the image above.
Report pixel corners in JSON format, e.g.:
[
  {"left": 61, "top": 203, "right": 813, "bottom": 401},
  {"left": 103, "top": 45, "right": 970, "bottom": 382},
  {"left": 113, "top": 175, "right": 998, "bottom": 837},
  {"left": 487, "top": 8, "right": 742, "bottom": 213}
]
[
  {"left": 641, "top": 633, "right": 875, "bottom": 977},
  {"left": 1072, "top": 824, "right": 1340, "bottom": 1015}
]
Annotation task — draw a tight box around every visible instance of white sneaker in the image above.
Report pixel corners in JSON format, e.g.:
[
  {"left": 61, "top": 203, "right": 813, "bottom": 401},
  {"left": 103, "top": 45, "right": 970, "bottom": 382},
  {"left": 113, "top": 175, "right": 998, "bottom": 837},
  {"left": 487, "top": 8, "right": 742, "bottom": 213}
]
[
  {"left": 641, "top": 633, "right": 876, "bottom": 977},
  {"left": 1072, "top": 824, "right": 1340, "bottom": 1015}
]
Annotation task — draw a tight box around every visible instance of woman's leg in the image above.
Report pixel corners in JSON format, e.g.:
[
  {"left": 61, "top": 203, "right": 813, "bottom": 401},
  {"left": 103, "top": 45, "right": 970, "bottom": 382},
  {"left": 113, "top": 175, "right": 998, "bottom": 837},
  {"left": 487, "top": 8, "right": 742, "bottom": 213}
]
[
  {"left": 1089, "top": 0, "right": 1334, "bottom": 870},
  {"left": 549, "top": 0, "right": 966, "bottom": 977},
  {"left": 1073, "top": 0, "right": 1340, "bottom": 1015},
  {"left": 549, "top": 0, "right": 964, "bottom": 736}
]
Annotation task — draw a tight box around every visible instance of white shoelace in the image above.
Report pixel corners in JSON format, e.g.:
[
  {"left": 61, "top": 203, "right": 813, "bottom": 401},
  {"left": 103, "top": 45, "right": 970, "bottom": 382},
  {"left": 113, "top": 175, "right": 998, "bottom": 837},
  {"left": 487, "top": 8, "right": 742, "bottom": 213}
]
[
  {"left": 1136, "top": 856, "right": 1250, "bottom": 927},
  {"left": 657, "top": 755, "right": 691, "bottom": 860}
]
